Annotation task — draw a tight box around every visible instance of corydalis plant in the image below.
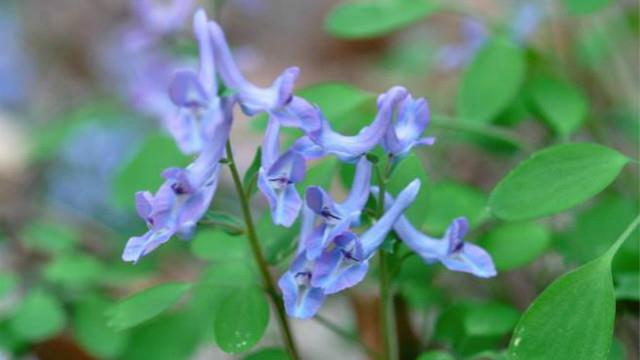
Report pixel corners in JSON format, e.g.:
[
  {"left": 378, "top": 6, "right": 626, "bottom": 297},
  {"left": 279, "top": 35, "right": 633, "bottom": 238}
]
[{"left": 123, "top": 7, "right": 496, "bottom": 325}]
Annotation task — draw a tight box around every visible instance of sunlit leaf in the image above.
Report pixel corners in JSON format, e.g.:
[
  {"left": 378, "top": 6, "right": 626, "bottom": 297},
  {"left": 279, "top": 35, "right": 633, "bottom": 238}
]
[
  {"left": 108, "top": 282, "right": 192, "bottom": 331},
  {"left": 457, "top": 37, "right": 526, "bottom": 123},
  {"left": 215, "top": 287, "right": 270, "bottom": 354},
  {"left": 325, "top": 0, "right": 439, "bottom": 39},
  {"left": 479, "top": 222, "right": 551, "bottom": 271},
  {"left": 489, "top": 143, "right": 629, "bottom": 221}
]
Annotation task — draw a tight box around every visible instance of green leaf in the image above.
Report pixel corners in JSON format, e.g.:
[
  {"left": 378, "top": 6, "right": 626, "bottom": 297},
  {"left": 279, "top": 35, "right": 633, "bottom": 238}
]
[
  {"left": 191, "top": 229, "right": 250, "bottom": 262},
  {"left": 508, "top": 256, "right": 615, "bottom": 360},
  {"left": 489, "top": 143, "right": 629, "bottom": 221},
  {"left": 463, "top": 302, "right": 520, "bottom": 337},
  {"left": 416, "top": 351, "right": 456, "bottom": 360},
  {"left": 325, "top": 0, "right": 439, "bottom": 39},
  {"left": 9, "top": 290, "right": 65, "bottom": 342},
  {"left": 614, "top": 273, "right": 639, "bottom": 301},
  {"left": 43, "top": 253, "right": 104, "bottom": 289},
  {"left": 479, "top": 222, "right": 551, "bottom": 271},
  {"left": 563, "top": 0, "right": 610, "bottom": 14},
  {"left": 244, "top": 347, "right": 290, "bottom": 360},
  {"left": 73, "top": 295, "right": 128, "bottom": 359},
  {"left": 21, "top": 219, "right": 78, "bottom": 255},
  {"left": 423, "top": 180, "right": 488, "bottom": 236},
  {"left": 527, "top": 76, "right": 587, "bottom": 137},
  {"left": 113, "top": 134, "right": 190, "bottom": 208},
  {"left": 243, "top": 147, "right": 262, "bottom": 197},
  {"left": 201, "top": 211, "right": 245, "bottom": 236},
  {"left": 457, "top": 37, "right": 526, "bottom": 123},
  {"left": 107, "top": 282, "right": 192, "bottom": 331},
  {"left": 215, "top": 287, "right": 270, "bottom": 354},
  {"left": 0, "top": 273, "right": 18, "bottom": 299},
  {"left": 387, "top": 154, "right": 429, "bottom": 227}
]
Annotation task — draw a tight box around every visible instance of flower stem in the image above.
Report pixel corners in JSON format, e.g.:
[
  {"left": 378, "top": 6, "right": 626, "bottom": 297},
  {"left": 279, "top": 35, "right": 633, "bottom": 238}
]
[
  {"left": 375, "top": 160, "right": 398, "bottom": 360},
  {"left": 225, "top": 140, "right": 301, "bottom": 360}
]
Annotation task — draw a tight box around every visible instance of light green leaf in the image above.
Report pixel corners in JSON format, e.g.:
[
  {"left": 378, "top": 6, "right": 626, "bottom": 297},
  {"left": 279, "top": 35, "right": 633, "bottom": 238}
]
[
  {"left": 423, "top": 180, "right": 488, "bottom": 236},
  {"left": 528, "top": 76, "right": 588, "bottom": 136},
  {"left": 387, "top": 154, "right": 429, "bottom": 227},
  {"left": 0, "top": 273, "right": 18, "bottom": 299},
  {"left": 215, "top": 287, "right": 270, "bottom": 354},
  {"left": 113, "top": 134, "right": 190, "bottom": 208},
  {"left": 563, "top": 0, "right": 610, "bottom": 14},
  {"left": 508, "top": 255, "right": 614, "bottom": 360},
  {"left": 489, "top": 143, "right": 629, "bottom": 221},
  {"left": 43, "top": 253, "right": 103, "bottom": 288},
  {"left": 107, "top": 282, "right": 192, "bottom": 331},
  {"left": 191, "top": 229, "right": 249, "bottom": 262},
  {"left": 457, "top": 37, "right": 526, "bottom": 123},
  {"left": 614, "top": 273, "right": 639, "bottom": 301},
  {"left": 416, "top": 351, "right": 455, "bottom": 360},
  {"left": 325, "top": 0, "right": 439, "bottom": 39},
  {"left": 479, "top": 222, "right": 551, "bottom": 271},
  {"left": 73, "top": 295, "right": 129, "bottom": 359},
  {"left": 463, "top": 302, "right": 520, "bottom": 337},
  {"left": 244, "top": 348, "right": 290, "bottom": 360},
  {"left": 9, "top": 290, "right": 65, "bottom": 342},
  {"left": 21, "top": 219, "right": 78, "bottom": 255}
]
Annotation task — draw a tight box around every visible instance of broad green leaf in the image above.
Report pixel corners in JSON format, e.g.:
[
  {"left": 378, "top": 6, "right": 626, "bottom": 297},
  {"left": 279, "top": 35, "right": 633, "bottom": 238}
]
[
  {"left": 457, "top": 37, "right": 525, "bottom": 123},
  {"left": 191, "top": 229, "right": 249, "bottom": 262},
  {"left": 508, "top": 256, "right": 614, "bottom": 360},
  {"left": 489, "top": 143, "right": 629, "bottom": 221},
  {"left": 43, "top": 253, "right": 103, "bottom": 288},
  {"left": 479, "top": 222, "right": 551, "bottom": 271},
  {"left": 463, "top": 302, "right": 520, "bottom": 337},
  {"left": 243, "top": 147, "right": 262, "bottom": 197},
  {"left": 387, "top": 154, "right": 429, "bottom": 227},
  {"left": 614, "top": 273, "right": 639, "bottom": 301},
  {"left": 113, "top": 134, "right": 190, "bottom": 208},
  {"left": 556, "top": 194, "right": 639, "bottom": 273},
  {"left": 423, "top": 180, "right": 488, "bottom": 236},
  {"left": 9, "top": 290, "right": 65, "bottom": 342},
  {"left": 245, "top": 348, "right": 290, "bottom": 360},
  {"left": 108, "top": 282, "right": 192, "bottom": 331},
  {"left": 215, "top": 287, "right": 270, "bottom": 354},
  {"left": 73, "top": 295, "right": 129, "bottom": 359},
  {"left": 21, "top": 219, "right": 78, "bottom": 255},
  {"left": 0, "top": 273, "right": 18, "bottom": 299},
  {"left": 528, "top": 76, "right": 587, "bottom": 136},
  {"left": 563, "top": 0, "right": 610, "bottom": 14},
  {"left": 416, "top": 351, "right": 455, "bottom": 360},
  {"left": 325, "top": 0, "right": 439, "bottom": 39}
]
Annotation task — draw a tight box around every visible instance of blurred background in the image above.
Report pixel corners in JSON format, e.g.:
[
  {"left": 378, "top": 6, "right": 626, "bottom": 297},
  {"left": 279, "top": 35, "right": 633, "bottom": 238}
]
[{"left": 0, "top": 0, "right": 638, "bottom": 359}]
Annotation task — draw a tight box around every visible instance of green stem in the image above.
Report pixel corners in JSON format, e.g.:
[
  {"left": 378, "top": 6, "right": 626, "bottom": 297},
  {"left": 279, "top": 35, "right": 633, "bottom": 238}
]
[
  {"left": 605, "top": 214, "right": 640, "bottom": 260},
  {"left": 225, "top": 141, "right": 301, "bottom": 360},
  {"left": 375, "top": 161, "right": 398, "bottom": 360},
  {"left": 314, "top": 315, "right": 381, "bottom": 359}
]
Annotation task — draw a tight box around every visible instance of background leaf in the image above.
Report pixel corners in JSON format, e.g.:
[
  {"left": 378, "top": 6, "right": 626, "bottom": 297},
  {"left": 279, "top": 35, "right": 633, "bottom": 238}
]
[
  {"left": 489, "top": 143, "right": 629, "bottom": 220},
  {"left": 73, "top": 295, "right": 129, "bottom": 359},
  {"left": 457, "top": 37, "right": 526, "bottom": 124},
  {"left": 215, "top": 287, "right": 270, "bottom": 354},
  {"left": 563, "top": 0, "right": 610, "bottom": 14},
  {"left": 423, "top": 180, "right": 489, "bottom": 235},
  {"left": 9, "top": 290, "right": 65, "bottom": 342},
  {"left": 387, "top": 154, "right": 430, "bottom": 227},
  {"left": 479, "top": 222, "right": 551, "bottom": 271},
  {"left": 244, "top": 347, "right": 291, "bottom": 360},
  {"left": 527, "top": 76, "right": 587, "bottom": 137}
]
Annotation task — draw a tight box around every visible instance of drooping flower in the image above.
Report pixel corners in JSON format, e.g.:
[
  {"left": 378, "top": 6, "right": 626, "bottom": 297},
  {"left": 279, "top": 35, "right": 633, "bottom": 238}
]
[
  {"left": 380, "top": 91, "right": 435, "bottom": 159},
  {"left": 122, "top": 99, "right": 234, "bottom": 262},
  {"left": 374, "top": 189, "right": 497, "bottom": 278},
  {"left": 299, "top": 157, "right": 372, "bottom": 259},
  {"left": 257, "top": 118, "right": 306, "bottom": 227},
  {"left": 279, "top": 179, "right": 421, "bottom": 319},
  {"left": 293, "top": 86, "right": 410, "bottom": 163}
]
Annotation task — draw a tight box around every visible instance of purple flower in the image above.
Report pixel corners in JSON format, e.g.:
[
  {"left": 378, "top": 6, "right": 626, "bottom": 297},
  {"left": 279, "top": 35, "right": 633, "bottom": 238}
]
[
  {"left": 299, "top": 157, "right": 372, "bottom": 259},
  {"left": 122, "top": 100, "right": 234, "bottom": 262},
  {"left": 374, "top": 189, "right": 496, "bottom": 278},
  {"left": 381, "top": 91, "right": 435, "bottom": 159},
  {"left": 207, "top": 20, "right": 299, "bottom": 115},
  {"left": 279, "top": 179, "right": 421, "bottom": 319},
  {"left": 167, "top": 9, "right": 220, "bottom": 154},
  {"left": 510, "top": 2, "right": 544, "bottom": 43},
  {"left": 436, "top": 17, "right": 488, "bottom": 71},
  {"left": 132, "top": 0, "right": 196, "bottom": 35},
  {"left": 294, "top": 87, "right": 411, "bottom": 162},
  {"left": 257, "top": 118, "right": 306, "bottom": 227}
]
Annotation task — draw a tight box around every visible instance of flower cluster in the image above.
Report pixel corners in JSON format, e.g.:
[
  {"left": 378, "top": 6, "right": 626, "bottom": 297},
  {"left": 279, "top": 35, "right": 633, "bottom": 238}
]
[{"left": 123, "top": 8, "right": 497, "bottom": 318}]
